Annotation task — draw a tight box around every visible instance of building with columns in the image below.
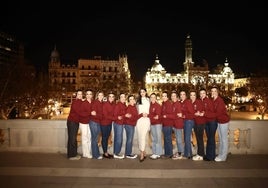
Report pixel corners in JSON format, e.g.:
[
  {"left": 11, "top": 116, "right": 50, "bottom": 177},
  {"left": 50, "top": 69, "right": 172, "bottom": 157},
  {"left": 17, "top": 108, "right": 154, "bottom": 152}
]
[
  {"left": 145, "top": 35, "right": 235, "bottom": 95},
  {"left": 48, "top": 47, "right": 132, "bottom": 103}
]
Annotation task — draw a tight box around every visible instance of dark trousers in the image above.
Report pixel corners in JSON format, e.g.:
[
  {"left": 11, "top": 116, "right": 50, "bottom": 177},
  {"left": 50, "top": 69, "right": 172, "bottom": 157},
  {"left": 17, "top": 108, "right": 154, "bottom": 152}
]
[
  {"left": 162, "top": 126, "right": 173, "bottom": 156},
  {"left": 205, "top": 120, "right": 218, "bottom": 160},
  {"left": 67, "top": 120, "right": 80, "bottom": 158},
  {"left": 100, "top": 124, "right": 112, "bottom": 153},
  {"left": 194, "top": 124, "right": 205, "bottom": 156}
]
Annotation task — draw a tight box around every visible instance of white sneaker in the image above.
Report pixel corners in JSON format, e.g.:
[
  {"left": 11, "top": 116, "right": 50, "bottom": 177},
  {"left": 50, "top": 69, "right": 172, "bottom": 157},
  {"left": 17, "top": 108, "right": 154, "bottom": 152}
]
[
  {"left": 192, "top": 155, "right": 203, "bottom": 161},
  {"left": 172, "top": 152, "right": 183, "bottom": 160},
  {"left": 215, "top": 156, "right": 226, "bottom": 162},
  {"left": 69, "top": 155, "right": 81, "bottom": 160},
  {"left": 150, "top": 154, "right": 160, "bottom": 160},
  {"left": 97, "top": 156, "right": 103, "bottom": 160},
  {"left": 113, "top": 153, "right": 125, "bottom": 159}
]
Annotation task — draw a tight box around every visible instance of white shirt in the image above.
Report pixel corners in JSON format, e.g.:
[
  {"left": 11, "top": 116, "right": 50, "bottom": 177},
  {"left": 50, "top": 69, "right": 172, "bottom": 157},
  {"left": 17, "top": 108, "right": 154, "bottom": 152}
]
[{"left": 137, "top": 97, "right": 150, "bottom": 114}]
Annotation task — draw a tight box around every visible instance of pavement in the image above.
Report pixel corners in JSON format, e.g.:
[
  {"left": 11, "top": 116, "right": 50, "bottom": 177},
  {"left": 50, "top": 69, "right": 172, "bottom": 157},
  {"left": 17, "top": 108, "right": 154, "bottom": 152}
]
[{"left": 0, "top": 151, "right": 268, "bottom": 188}]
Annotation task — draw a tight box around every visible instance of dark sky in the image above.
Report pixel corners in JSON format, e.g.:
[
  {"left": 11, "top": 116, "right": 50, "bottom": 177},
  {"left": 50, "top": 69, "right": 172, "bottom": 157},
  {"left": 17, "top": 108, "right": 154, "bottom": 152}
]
[{"left": 1, "top": 1, "right": 267, "bottom": 81}]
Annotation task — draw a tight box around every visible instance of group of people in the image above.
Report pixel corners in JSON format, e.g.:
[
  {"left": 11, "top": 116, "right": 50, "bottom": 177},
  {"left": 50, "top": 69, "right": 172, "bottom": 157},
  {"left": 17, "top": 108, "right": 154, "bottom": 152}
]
[{"left": 66, "top": 86, "right": 230, "bottom": 162}]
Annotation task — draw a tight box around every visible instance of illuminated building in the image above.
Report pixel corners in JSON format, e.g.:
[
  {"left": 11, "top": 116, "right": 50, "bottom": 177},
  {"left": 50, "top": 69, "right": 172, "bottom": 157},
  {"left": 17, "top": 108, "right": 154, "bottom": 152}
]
[
  {"left": 145, "top": 35, "right": 235, "bottom": 94},
  {"left": 48, "top": 47, "right": 132, "bottom": 103}
]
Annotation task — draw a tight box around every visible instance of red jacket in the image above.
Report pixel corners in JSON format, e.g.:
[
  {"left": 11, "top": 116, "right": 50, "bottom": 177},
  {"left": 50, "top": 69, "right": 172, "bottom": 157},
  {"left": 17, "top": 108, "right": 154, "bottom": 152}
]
[
  {"left": 161, "top": 100, "right": 174, "bottom": 126},
  {"left": 67, "top": 99, "right": 82, "bottom": 123},
  {"left": 90, "top": 99, "right": 103, "bottom": 124},
  {"left": 192, "top": 99, "right": 206, "bottom": 125},
  {"left": 100, "top": 101, "right": 115, "bottom": 126},
  {"left": 213, "top": 96, "right": 230, "bottom": 124},
  {"left": 172, "top": 100, "right": 184, "bottom": 129},
  {"left": 201, "top": 96, "right": 216, "bottom": 122},
  {"left": 79, "top": 100, "right": 92, "bottom": 124},
  {"left": 148, "top": 101, "right": 162, "bottom": 125},
  {"left": 113, "top": 102, "right": 127, "bottom": 125},
  {"left": 124, "top": 104, "right": 139, "bottom": 126},
  {"left": 181, "top": 99, "right": 195, "bottom": 120}
]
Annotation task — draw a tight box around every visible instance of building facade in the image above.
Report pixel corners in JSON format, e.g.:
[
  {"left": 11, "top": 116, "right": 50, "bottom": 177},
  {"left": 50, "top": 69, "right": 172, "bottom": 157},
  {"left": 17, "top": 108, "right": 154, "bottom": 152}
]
[
  {"left": 145, "top": 35, "right": 235, "bottom": 95},
  {"left": 0, "top": 31, "right": 35, "bottom": 100},
  {"left": 48, "top": 47, "right": 132, "bottom": 103}
]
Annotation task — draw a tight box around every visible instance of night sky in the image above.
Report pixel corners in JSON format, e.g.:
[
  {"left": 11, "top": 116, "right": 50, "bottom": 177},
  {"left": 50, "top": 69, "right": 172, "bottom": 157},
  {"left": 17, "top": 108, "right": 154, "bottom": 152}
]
[{"left": 1, "top": 1, "right": 267, "bottom": 81}]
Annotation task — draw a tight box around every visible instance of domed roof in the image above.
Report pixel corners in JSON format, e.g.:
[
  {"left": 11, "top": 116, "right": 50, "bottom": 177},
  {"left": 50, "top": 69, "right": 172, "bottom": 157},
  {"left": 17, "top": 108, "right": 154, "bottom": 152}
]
[
  {"left": 150, "top": 55, "right": 165, "bottom": 72},
  {"left": 51, "top": 45, "right": 60, "bottom": 58},
  {"left": 151, "top": 62, "right": 165, "bottom": 72}
]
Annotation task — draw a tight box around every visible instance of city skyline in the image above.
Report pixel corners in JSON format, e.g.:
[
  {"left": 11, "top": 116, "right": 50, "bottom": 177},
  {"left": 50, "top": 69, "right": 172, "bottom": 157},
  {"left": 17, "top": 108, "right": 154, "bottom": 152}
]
[{"left": 1, "top": 1, "right": 267, "bottom": 81}]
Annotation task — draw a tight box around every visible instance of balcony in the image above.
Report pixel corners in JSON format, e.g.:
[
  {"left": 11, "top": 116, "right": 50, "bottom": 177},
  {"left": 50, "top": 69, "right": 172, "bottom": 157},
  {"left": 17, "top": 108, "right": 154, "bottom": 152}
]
[{"left": 0, "top": 119, "right": 267, "bottom": 154}]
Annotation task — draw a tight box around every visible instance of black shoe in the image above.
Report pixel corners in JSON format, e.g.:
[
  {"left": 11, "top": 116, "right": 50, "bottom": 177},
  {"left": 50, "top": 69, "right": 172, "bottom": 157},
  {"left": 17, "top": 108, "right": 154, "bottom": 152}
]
[
  {"left": 103, "top": 154, "right": 112, "bottom": 159},
  {"left": 161, "top": 155, "right": 172, "bottom": 159},
  {"left": 203, "top": 157, "right": 213, "bottom": 161}
]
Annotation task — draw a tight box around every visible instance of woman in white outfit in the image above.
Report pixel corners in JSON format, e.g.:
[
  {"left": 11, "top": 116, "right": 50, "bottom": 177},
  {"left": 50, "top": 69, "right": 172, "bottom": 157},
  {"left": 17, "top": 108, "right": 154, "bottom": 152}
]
[{"left": 136, "top": 88, "right": 151, "bottom": 162}]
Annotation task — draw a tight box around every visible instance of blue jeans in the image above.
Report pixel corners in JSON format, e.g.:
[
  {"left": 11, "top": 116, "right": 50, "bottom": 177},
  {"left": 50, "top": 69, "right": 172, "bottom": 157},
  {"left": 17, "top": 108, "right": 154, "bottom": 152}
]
[
  {"left": 113, "top": 122, "right": 124, "bottom": 155},
  {"left": 205, "top": 120, "right": 218, "bottom": 160},
  {"left": 217, "top": 122, "right": 230, "bottom": 160},
  {"left": 124, "top": 125, "right": 135, "bottom": 155},
  {"left": 183, "top": 120, "right": 194, "bottom": 157},
  {"left": 150, "top": 124, "right": 163, "bottom": 156},
  {"left": 89, "top": 120, "right": 101, "bottom": 159},
  {"left": 162, "top": 126, "right": 173, "bottom": 156},
  {"left": 100, "top": 124, "right": 112, "bottom": 153},
  {"left": 173, "top": 128, "right": 184, "bottom": 154}
]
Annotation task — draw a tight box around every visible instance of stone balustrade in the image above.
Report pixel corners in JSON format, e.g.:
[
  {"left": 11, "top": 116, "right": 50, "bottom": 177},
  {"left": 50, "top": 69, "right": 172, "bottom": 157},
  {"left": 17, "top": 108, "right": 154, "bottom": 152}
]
[{"left": 0, "top": 120, "right": 267, "bottom": 154}]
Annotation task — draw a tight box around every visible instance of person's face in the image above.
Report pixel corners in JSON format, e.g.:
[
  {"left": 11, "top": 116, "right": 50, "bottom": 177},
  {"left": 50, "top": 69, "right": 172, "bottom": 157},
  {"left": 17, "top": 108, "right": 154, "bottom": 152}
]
[
  {"left": 190, "top": 92, "right": 196, "bottom": 101},
  {"left": 211, "top": 88, "right": 218, "bottom": 99},
  {"left": 199, "top": 90, "right": 206, "bottom": 99},
  {"left": 120, "top": 94, "right": 126, "bottom": 103},
  {"left": 128, "top": 96, "right": 136, "bottom": 105},
  {"left": 97, "top": 92, "right": 104, "bottom": 101},
  {"left": 108, "top": 94, "right": 115, "bottom": 102},
  {"left": 162, "top": 93, "right": 168, "bottom": 102},
  {"left": 86, "top": 91, "right": 93, "bottom": 100},
  {"left": 171, "top": 93, "right": 178, "bottom": 102},
  {"left": 76, "top": 91, "right": 83, "bottom": 99},
  {"left": 150, "top": 94, "right": 157, "bottom": 103},
  {"left": 180, "top": 91, "right": 187, "bottom": 101},
  {"left": 140, "top": 89, "right": 146, "bottom": 97}
]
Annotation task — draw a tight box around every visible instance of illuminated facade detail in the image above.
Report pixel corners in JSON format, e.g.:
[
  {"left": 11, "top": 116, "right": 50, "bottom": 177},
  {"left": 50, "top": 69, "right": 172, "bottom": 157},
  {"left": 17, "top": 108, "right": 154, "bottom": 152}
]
[
  {"left": 48, "top": 48, "right": 132, "bottom": 102},
  {"left": 145, "top": 35, "right": 235, "bottom": 94}
]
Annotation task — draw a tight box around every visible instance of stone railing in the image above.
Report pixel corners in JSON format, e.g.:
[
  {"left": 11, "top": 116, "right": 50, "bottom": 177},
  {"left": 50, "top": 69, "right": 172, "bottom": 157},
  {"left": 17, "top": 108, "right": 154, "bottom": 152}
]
[{"left": 0, "top": 120, "right": 267, "bottom": 154}]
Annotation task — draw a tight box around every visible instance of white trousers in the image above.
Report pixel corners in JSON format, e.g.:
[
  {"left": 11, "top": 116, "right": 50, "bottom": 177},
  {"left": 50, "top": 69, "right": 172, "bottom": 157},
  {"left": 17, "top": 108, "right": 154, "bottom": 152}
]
[
  {"left": 79, "top": 123, "right": 92, "bottom": 158},
  {"left": 136, "top": 117, "right": 150, "bottom": 151}
]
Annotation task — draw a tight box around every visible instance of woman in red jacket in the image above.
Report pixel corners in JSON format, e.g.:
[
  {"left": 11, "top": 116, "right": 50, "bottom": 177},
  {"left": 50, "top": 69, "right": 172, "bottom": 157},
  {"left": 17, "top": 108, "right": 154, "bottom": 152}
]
[
  {"left": 113, "top": 93, "right": 127, "bottom": 159},
  {"left": 161, "top": 91, "right": 174, "bottom": 159},
  {"left": 79, "top": 89, "right": 93, "bottom": 159},
  {"left": 124, "top": 95, "right": 139, "bottom": 159},
  {"left": 148, "top": 93, "right": 163, "bottom": 160},
  {"left": 67, "top": 90, "right": 83, "bottom": 160},
  {"left": 100, "top": 92, "right": 116, "bottom": 159},
  {"left": 190, "top": 90, "right": 206, "bottom": 161},
  {"left": 171, "top": 90, "right": 184, "bottom": 160},
  {"left": 89, "top": 91, "right": 104, "bottom": 160},
  {"left": 180, "top": 90, "right": 195, "bottom": 159},
  {"left": 211, "top": 86, "right": 230, "bottom": 162}
]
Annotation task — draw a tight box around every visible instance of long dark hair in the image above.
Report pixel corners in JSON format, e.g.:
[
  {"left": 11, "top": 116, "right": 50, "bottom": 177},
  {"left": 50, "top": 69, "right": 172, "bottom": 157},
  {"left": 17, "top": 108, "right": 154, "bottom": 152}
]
[{"left": 137, "top": 88, "right": 148, "bottom": 105}]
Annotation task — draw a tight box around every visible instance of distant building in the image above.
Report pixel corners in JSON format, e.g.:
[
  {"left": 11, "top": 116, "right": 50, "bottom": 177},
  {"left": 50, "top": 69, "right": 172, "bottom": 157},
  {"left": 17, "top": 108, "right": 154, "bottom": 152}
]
[
  {"left": 48, "top": 47, "right": 133, "bottom": 103},
  {"left": 0, "top": 31, "right": 25, "bottom": 66},
  {"left": 0, "top": 31, "right": 35, "bottom": 100},
  {"left": 145, "top": 35, "right": 235, "bottom": 94},
  {"left": 233, "top": 75, "right": 268, "bottom": 103}
]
